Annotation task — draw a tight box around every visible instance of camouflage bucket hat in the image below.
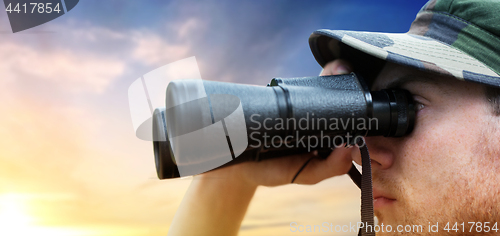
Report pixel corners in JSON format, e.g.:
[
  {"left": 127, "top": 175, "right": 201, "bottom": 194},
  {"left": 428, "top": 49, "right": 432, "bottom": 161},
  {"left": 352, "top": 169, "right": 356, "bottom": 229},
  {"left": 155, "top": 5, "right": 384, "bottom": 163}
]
[{"left": 309, "top": 0, "right": 500, "bottom": 88}]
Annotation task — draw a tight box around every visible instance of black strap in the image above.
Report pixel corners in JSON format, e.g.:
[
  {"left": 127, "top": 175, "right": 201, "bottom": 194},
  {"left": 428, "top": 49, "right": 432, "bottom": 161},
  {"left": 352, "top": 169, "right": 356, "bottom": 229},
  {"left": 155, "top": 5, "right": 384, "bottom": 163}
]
[
  {"left": 348, "top": 164, "right": 361, "bottom": 189},
  {"left": 291, "top": 156, "right": 315, "bottom": 183},
  {"left": 291, "top": 138, "right": 375, "bottom": 236},
  {"left": 349, "top": 138, "right": 375, "bottom": 236}
]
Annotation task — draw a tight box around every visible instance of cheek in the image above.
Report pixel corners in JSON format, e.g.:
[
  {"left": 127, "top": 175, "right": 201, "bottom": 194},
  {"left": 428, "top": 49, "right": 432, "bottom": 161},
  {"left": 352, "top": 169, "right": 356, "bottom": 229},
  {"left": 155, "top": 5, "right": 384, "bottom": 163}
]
[{"left": 395, "top": 106, "right": 484, "bottom": 200}]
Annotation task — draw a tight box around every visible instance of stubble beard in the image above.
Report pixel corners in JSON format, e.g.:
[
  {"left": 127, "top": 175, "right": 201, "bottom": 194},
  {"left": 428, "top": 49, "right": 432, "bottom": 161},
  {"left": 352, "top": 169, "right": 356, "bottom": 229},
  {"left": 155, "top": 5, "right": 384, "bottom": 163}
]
[{"left": 374, "top": 125, "right": 500, "bottom": 236}]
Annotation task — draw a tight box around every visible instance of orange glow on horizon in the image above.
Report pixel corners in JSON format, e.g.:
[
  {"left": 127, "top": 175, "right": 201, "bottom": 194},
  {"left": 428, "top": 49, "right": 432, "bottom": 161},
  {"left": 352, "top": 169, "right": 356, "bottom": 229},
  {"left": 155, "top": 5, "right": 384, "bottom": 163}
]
[
  {"left": 0, "top": 193, "right": 159, "bottom": 236},
  {"left": 0, "top": 194, "right": 34, "bottom": 234},
  {"left": 0, "top": 193, "right": 84, "bottom": 236}
]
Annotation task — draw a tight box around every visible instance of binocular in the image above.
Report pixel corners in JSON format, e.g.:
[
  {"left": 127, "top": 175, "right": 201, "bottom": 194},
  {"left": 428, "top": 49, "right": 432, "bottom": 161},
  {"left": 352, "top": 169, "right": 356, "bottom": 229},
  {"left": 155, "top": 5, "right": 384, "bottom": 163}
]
[{"left": 152, "top": 73, "right": 415, "bottom": 179}]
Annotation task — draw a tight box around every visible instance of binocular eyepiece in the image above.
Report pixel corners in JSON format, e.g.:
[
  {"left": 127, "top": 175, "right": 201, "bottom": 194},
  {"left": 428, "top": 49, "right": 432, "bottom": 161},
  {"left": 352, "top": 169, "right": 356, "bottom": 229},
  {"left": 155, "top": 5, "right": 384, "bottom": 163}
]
[{"left": 153, "top": 73, "right": 415, "bottom": 179}]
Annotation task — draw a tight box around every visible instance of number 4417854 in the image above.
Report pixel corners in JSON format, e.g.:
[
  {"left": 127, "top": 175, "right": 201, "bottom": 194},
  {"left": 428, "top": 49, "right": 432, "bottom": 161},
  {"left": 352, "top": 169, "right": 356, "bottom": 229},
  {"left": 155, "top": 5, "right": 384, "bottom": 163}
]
[
  {"left": 443, "top": 222, "right": 498, "bottom": 233},
  {"left": 5, "top": 3, "right": 61, "bottom": 14}
]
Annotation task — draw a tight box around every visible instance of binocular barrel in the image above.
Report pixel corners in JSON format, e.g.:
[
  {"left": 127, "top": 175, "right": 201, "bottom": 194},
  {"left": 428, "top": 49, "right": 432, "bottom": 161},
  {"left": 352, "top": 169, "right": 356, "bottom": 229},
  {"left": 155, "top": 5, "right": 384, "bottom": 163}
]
[{"left": 153, "top": 73, "right": 415, "bottom": 179}]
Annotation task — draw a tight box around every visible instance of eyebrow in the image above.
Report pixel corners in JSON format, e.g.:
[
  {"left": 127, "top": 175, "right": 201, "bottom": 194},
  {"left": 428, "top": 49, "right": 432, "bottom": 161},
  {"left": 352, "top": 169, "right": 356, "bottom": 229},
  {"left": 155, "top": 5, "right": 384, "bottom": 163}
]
[{"left": 379, "top": 74, "right": 442, "bottom": 90}]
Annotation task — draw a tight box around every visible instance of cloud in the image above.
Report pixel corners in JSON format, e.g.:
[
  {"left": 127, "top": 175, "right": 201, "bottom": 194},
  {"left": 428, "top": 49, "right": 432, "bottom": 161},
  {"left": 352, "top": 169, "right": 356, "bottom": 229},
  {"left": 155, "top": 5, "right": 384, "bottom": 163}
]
[
  {"left": 68, "top": 24, "right": 127, "bottom": 42},
  {"left": 0, "top": 16, "right": 204, "bottom": 96},
  {"left": 131, "top": 18, "right": 203, "bottom": 66},
  {"left": 0, "top": 42, "right": 125, "bottom": 94},
  {"left": 177, "top": 18, "right": 201, "bottom": 39},
  {"left": 131, "top": 32, "right": 189, "bottom": 66}
]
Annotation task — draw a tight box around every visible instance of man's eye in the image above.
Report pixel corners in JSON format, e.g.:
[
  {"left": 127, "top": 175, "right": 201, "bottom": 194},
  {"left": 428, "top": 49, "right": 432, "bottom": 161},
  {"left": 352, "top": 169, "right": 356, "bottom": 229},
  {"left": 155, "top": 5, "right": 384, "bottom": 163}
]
[
  {"left": 415, "top": 102, "right": 425, "bottom": 111},
  {"left": 411, "top": 94, "right": 427, "bottom": 113}
]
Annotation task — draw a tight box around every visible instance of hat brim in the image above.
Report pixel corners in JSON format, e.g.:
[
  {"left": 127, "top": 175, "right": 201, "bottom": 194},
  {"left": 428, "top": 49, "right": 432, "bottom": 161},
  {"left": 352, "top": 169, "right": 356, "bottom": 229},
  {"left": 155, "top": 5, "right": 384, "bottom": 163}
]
[{"left": 309, "top": 29, "right": 500, "bottom": 87}]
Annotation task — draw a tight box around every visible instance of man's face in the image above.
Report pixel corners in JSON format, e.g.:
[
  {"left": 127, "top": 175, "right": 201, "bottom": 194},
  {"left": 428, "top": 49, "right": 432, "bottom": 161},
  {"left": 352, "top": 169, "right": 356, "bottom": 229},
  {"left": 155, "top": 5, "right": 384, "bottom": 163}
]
[{"left": 358, "top": 63, "right": 500, "bottom": 235}]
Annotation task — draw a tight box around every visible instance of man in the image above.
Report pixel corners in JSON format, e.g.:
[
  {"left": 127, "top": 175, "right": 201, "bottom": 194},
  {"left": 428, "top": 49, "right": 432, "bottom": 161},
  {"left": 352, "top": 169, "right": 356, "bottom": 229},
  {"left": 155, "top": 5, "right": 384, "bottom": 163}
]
[{"left": 168, "top": 0, "right": 500, "bottom": 235}]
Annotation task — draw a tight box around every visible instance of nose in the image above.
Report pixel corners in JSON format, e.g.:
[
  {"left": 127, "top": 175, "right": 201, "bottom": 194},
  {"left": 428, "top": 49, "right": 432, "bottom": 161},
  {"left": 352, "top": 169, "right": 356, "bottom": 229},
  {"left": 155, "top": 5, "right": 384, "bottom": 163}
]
[{"left": 351, "top": 137, "right": 395, "bottom": 170}]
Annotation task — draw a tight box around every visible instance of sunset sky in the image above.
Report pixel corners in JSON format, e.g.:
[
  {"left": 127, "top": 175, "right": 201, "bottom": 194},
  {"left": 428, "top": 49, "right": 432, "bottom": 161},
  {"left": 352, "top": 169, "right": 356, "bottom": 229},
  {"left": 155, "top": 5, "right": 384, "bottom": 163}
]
[{"left": 0, "top": 1, "right": 427, "bottom": 235}]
